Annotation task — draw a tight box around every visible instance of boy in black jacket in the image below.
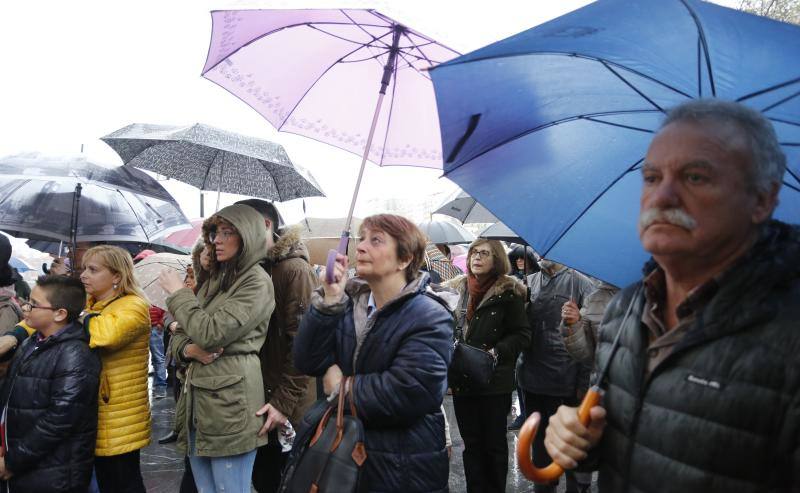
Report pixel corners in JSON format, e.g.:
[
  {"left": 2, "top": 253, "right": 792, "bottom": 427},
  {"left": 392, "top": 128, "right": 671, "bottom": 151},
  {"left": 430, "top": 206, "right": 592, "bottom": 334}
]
[{"left": 0, "top": 275, "right": 101, "bottom": 493}]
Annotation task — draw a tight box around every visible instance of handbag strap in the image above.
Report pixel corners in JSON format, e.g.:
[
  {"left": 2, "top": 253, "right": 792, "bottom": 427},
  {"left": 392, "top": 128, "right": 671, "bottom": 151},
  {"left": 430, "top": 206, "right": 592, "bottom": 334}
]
[
  {"left": 454, "top": 292, "right": 468, "bottom": 341},
  {"left": 332, "top": 375, "right": 357, "bottom": 453}
]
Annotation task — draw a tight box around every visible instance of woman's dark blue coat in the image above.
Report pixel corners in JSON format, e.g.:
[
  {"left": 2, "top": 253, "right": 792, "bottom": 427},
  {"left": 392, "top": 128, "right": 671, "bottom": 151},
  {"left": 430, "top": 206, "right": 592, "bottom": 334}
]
[{"left": 294, "top": 273, "right": 453, "bottom": 493}]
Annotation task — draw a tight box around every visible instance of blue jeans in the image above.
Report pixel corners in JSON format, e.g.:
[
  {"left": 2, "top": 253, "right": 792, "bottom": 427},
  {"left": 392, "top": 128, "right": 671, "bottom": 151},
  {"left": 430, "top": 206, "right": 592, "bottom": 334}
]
[
  {"left": 149, "top": 326, "right": 167, "bottom": 388},
  {"left": 189, "top": 449, "right": 257, "bottom": 493}
]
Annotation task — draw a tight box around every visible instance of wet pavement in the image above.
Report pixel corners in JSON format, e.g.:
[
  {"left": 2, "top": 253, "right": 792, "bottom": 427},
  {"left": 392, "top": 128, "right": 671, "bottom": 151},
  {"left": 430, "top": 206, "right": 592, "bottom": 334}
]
[{"left": 141, "top": 386, "right": 596, "bottom": 492}]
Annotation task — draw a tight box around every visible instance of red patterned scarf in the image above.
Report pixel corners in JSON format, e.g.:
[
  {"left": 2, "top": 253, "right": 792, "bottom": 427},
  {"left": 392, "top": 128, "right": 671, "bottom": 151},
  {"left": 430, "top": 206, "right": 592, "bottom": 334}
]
[{"left": 466, "top": 273, "right": 498, "bottom": 321}]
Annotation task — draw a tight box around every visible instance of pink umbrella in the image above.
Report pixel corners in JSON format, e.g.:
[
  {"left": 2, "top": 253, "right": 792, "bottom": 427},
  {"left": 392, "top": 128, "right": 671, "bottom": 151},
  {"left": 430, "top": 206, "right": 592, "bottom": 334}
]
[
  {"left": 452, "top": 253, "right": 467, "bottom": 273},
  {"left": 201, "top": 9, "right": 460, "bottom": 281},
  {"left": 161, "top": 218, "right": 204, "bottom": 249}
]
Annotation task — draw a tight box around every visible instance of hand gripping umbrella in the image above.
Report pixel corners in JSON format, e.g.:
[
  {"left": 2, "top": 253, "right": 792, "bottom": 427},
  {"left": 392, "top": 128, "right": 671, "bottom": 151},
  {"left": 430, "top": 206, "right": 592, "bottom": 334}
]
[
  {"left": 516, "top": 285, "right": 642, "bottom": 484},
  {"left": 201, "top": 9, "right": 460, "bottom": 282}
]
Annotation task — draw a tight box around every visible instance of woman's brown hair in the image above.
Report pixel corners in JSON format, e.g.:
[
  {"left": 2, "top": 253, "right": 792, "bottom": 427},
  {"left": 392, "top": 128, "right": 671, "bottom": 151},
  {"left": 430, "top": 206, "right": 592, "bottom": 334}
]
[
  {"left": 202, "top": 216, "right": 242, "bottom": 292},
  {"left": 359, "top": 214, "right": 427, "bottom": 282},
  {"left": 467, "top": 239, "right": 511, "bottom": 278}
]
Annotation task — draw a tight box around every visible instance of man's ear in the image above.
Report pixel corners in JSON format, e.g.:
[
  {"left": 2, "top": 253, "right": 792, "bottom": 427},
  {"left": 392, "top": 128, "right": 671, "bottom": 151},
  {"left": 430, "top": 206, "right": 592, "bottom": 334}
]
[{"left": 751, "top": 182, "right": 780, "bottom": 225}]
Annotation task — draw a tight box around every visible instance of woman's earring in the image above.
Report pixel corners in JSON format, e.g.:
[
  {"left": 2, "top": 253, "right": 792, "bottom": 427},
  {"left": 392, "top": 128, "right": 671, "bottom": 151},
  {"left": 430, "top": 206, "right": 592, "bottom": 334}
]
[{"left": 113, "top": 283, "right": 118, "bottom": 290}]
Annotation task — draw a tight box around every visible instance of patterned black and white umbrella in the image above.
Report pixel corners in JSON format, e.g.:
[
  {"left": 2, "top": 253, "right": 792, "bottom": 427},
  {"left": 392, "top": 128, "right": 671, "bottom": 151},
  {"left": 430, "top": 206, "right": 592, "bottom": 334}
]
[{"left": 101, "top": 123, "right": 325, "bottom": 203}]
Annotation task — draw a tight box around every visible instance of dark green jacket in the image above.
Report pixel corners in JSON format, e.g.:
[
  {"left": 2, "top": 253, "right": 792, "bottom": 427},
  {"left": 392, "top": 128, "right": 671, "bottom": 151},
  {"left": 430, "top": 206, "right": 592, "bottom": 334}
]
[
  {"left": 593, "top": 221, "right": 800, "bottom": 492},
  {"left": 446, "top": 275, "right": 531, "bottom": 396}
]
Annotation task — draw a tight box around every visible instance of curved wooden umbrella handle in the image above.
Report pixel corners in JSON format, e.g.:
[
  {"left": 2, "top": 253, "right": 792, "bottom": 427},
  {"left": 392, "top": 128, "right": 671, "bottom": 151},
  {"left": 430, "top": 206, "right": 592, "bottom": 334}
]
[{"left": 516, "top": 387, "right": 602, "bottom": 483}]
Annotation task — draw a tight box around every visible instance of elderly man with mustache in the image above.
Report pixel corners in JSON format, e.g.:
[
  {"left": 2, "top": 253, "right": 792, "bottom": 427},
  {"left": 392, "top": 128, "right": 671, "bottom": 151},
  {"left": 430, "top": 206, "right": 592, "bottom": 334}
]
[{"left": 541, "top": 99, "right": 800, "bottom": 492}]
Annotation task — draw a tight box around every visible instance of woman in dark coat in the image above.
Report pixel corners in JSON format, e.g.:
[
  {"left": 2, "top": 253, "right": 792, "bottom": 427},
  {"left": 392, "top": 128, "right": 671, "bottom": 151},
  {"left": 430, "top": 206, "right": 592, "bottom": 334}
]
[
  {"left": 294, "top": 214, "right": 453, "bottom": 493},
  {"left": 446, "top": 239, "right": 531, "bottom": 493}
]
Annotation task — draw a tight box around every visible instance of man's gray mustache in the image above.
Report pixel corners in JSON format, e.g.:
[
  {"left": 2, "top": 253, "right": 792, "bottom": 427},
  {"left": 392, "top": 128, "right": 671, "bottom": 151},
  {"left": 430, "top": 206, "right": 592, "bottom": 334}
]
[{"left": 639, "top": 208, "right": 697, "bottom": 230}]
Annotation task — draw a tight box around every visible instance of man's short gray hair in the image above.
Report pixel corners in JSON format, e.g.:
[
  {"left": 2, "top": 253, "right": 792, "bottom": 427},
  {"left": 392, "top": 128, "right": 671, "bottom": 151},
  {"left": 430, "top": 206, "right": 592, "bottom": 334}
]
[{"left": 662, "top": 99, "right": 786, "bottom": 194}]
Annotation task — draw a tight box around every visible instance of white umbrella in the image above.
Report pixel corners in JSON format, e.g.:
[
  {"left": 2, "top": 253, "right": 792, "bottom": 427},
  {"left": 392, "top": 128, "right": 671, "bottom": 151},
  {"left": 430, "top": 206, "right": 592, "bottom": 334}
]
[{"left": 134, "top": 253, "right": 192, "bottom": 310}]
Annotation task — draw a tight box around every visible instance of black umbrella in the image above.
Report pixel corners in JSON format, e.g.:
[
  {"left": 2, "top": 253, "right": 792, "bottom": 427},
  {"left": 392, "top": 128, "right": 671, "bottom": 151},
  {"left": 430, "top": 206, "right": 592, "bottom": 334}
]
[{"left": 0, "top": 153, "right": 191, "bottom": 268}]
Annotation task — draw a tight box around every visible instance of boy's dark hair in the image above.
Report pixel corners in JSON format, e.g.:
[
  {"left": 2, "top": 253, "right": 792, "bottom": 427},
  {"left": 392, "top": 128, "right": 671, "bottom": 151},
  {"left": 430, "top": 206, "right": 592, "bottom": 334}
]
[
  {"left": 235, "top": 198, "right": 284, "bottom": 230},
  {"left": 36, "top": 275, "right": 86, "bottom": 322}
]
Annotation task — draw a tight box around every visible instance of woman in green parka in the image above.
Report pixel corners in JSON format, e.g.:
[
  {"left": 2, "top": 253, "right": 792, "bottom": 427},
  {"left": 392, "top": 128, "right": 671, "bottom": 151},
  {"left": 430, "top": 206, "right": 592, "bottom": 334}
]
[
  {"left": 159, "top": 204, "right": 275, "bottom": 493},
  {"left": 446, "top": 238, "right": 531, "bottom": 493}
]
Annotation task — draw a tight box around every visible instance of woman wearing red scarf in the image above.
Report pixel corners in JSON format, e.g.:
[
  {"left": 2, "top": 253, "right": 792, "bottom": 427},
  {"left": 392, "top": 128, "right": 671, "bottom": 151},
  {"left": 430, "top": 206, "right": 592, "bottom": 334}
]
[{"left": 446, "top": 239, "right": 531, "bottom": 492}]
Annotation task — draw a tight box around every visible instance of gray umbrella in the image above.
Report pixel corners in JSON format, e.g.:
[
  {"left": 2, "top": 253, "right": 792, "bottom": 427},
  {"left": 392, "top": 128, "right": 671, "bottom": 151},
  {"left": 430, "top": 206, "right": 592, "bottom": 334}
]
[
  {"left": 434, "top": 190, "right": 497, "bottom": 224},
  {"left": 0, "top": 153, "right": 190, "bottom": 257},
  {"left": 101, "top": 123, "right": 324, "bottom": 206},
  {"left": 418, "top": 219, "right": 476, "bottom": 245},
  {"left": 479, "top": 221, "right": 525, "bottom": 244}
]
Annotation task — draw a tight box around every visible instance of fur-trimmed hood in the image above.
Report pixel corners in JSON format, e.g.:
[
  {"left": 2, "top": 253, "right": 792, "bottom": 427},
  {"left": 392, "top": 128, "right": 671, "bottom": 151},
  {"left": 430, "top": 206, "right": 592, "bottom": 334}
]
[
  {"left": 445, "top": 274, "right": 527, "bottom": 310},
  {"left": 266, "top": 226, "right": 310, "bottom": 265}
]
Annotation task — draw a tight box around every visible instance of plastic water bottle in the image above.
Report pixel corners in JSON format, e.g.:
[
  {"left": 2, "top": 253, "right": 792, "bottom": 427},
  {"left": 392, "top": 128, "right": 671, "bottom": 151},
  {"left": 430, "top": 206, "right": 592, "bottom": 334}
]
[{"left": 278, "top": 421, "right": 295, "bottom": 452}]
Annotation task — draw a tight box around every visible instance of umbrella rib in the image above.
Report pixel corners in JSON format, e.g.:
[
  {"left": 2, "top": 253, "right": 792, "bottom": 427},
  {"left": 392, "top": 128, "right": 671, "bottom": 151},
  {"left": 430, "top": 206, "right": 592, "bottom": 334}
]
[
  {"left": 437, "top": 52, "right": 694, "bottom": 100},
  {"left": 378, "top": 55, "right": 401, "bottom": 165},
  {"left": 760, "top": 89, "right": 800, "bottom": 113},
  {"left": 339, "top": 49, "right": 390, "bottom": 63},
  {"left": 200, "top": 149, "right": 223, "bottom": 191},
  {"left": 114, "top": 189, "right": 152, "bottom": 243},
  {"left": 770, "top": 117, "right": 800, "bottom": 128},
  {"left": 678, "top": 0, "right": 716, "bottom": 97},
  {"left": 696, "top": 37, "right": 703, "bottom": 97},
  {"left": 366, "top": 9, "right": 460, "bottom": 56},
  {"left": 582, "top": 117, "right": 656, "bottom": 134},
  {"left": 257, "top": 159, "right": 283, "bottom": 202},
  {"left": 737, "top": 77, "right": 800, "bottom": 104},
  {"left": 542, "top": 158, "right": 644, "bottom": 258},
  {"left": 340, "top": 9, "right": 392, "bottom": 49},
  {"left": 444, "top": 109, "right": 662, "bottom": 172},
  {"left": 396, "top": 50, "right": 433, "bottom": 81},
  {"left": 277, "top": 31, "right": 394, "bottom": 130},
  {"left": 307, "top": 24, "right": 390, "bottom": 50},
  {"left": 202, "top": 21, "right": 390, "bottom": 74},
  {"left": 400, "top": 31, "right": 436, "bottom": 67},
  {"left": 600, "top": 61, "right": 665, "bottom": 112},
  {"left": 785, "top": 169, "right": 800, "bottom": 188}
]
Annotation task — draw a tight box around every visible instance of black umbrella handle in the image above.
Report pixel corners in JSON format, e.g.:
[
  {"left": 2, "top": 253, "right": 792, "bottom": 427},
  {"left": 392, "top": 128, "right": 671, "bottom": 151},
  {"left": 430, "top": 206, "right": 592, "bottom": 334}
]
[{"left": 325, "top": 232, "right": 351, "bottom": 285}]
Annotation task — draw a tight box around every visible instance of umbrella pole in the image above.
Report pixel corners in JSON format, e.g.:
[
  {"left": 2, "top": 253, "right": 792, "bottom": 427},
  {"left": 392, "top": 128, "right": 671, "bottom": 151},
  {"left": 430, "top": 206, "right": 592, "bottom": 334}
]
[
  {"left": 326, "top": 26, "right": 404, "bottom": 283},
  {"left": 69, "top": 183, "right": 82, "bottom": 275},
  {"left": 215, "top": 153, "right": 225, "bottom": 213}
]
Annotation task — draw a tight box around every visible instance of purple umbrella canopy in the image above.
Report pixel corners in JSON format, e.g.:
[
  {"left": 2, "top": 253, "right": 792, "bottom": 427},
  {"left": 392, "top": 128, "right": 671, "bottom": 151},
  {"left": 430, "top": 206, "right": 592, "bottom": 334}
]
[
  {"left": 201, "top": 9, "right": 460, "bottom": 169},
  {"left": 202, "top": 9, "right": 461, "bottom": 281}
]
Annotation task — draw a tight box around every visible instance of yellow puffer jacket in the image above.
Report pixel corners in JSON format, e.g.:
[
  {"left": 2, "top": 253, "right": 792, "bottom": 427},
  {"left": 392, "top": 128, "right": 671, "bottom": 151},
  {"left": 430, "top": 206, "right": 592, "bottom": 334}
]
[{"left": 84, "top": 294, "right": 152, "bottom": 456}]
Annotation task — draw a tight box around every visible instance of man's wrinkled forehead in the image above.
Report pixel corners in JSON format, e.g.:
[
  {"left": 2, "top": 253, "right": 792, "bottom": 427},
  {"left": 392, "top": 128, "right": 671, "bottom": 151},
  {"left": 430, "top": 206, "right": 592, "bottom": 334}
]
[{"left": 644, "top": 120, "right": 751, "bottom": 170}]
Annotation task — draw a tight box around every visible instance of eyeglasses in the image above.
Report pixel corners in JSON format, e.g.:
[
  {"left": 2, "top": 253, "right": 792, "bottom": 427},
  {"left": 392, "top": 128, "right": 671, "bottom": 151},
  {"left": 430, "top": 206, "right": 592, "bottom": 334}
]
[
  {"left": 471, "top": 249, "right": 493, "bottom": 259},
  {"left": 209, "top": 229, "right": 239, "bottom": 242},
  {"left": 21, "top": 301, "right": 60, "bottom": 312}
]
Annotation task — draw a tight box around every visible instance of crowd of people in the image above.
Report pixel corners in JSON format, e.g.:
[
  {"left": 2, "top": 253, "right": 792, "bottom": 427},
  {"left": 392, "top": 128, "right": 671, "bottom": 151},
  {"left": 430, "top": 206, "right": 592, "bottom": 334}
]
[{"left": 0, "top": 98, "right": 796, "bottom": 493}]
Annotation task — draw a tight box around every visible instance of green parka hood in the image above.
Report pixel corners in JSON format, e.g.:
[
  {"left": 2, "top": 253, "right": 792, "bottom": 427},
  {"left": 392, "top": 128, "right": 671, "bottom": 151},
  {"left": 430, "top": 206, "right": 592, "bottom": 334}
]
[{"left": 202, "top": 204, "right": 268, "bottom": 295}]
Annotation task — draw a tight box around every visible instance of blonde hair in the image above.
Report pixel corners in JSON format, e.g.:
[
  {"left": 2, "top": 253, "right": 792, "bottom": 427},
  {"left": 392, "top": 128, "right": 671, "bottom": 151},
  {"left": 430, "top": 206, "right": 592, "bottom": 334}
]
[
  {"left": 83, "top": 245, "right": 147, "bottom": 301},
  {"left": 467, "top": 239, "right": 511, "bottom": 278}
]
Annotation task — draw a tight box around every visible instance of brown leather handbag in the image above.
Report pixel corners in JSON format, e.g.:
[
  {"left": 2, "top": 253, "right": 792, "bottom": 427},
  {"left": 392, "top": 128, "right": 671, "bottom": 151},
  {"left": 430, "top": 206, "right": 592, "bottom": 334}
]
[{"left": 279, "top": 375, "right": 367, "bottom": 493}]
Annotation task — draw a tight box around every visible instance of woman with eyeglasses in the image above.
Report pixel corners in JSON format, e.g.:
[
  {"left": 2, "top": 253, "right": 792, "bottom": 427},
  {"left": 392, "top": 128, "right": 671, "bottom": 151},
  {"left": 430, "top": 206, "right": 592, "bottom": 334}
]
[
  {"left": 294, "top": 214, "right": 453, "bottom": 493},
  {"left": 80, "top": 245, "right": 152, "bottom": 493},
  {"left": 445, "top": 239, "right": 531, "bottom": 493},
  {"left": 158, "top": 204, "right": 274, "bottom": 493}
]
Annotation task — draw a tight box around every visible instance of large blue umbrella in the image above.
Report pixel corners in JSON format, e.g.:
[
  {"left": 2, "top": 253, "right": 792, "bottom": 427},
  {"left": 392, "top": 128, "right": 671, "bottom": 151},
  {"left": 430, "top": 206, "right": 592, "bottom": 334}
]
[{"left": 430, "top": 0, "right": 800, "bottom": 286}]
